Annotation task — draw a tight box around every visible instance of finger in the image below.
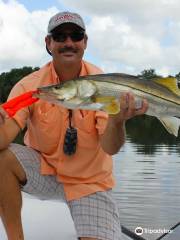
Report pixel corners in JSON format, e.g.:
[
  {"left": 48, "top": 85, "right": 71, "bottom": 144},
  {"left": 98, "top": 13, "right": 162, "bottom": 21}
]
[
  {"left": 120, "top": 93, "right": 128, "bottom": 111},
  {"left": 135, "top": 99, "right": 149, "bottom": 115},
  {"left": 127, "top": 92, "right": 136, "bottom": 110},
  {"left": 0, "top": 107, "right": 8, "bottom": 124},
  {"left": 0, "top": 107, "right": 8, "bottom": 117},
  {"left": 125, "top": 92, "right": 136, "bottom": 116},
  {"left": 0, "top": 113, "right": 5, "bottom": 125}
]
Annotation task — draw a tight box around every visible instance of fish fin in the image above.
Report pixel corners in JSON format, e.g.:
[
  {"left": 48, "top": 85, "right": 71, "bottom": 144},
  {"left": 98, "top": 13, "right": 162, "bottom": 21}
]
[
  {"left": 102, "top": 100, "right": 120, "bottom": 114},
  {"left": 93, "top": 96, "right": 117, "bottom": 103},
  {"left": 154, "top": 77, "right": 180, "bottom": 96},
  {"left": 158, "top": 116, "right": 180, "bottom": 137},
  {"left": 93, "top": 96, "right": 120, "bottom": 114}
]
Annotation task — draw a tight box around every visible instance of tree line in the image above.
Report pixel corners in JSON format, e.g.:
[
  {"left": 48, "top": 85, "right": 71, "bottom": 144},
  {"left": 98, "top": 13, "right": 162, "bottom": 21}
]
[
  {"left": 0, "top": 66, "right": 39, "bottom": 103},
  {"left": 0, "top": 67, "right": 180, "bottom": 102},
  {"left": 0, "top": 66, "right": 180, "bottom": 102}
]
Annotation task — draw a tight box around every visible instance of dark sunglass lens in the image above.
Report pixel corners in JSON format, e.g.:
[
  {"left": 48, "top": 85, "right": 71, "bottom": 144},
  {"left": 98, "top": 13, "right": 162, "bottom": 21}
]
[
  {"left": 71, "top": 31, "right": 85, "bottom": 41},
  {"left": 51, "top": 31, "right": 85, "bottom": 42},
  {"left": 52, "top": 32, "right": 66, "bottom": 42}
]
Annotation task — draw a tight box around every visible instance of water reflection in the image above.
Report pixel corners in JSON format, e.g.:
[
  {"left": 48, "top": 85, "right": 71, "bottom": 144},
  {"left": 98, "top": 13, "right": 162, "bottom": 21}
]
[
  {"left": 113, "top": 126, "right": 180, "bottom": 240},
  {"left": 126, "top": 115, "right": 180, "bottom": 156}
]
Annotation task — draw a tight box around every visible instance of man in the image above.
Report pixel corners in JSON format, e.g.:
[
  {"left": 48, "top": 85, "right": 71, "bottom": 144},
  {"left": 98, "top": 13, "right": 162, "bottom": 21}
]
[{"left": 0, "top": 11, "right": 148, "bottom": 240}]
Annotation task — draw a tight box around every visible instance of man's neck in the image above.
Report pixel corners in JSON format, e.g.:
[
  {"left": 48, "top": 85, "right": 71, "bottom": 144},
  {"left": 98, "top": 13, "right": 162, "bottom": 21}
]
[{"left": 53, "top": 60, "right": 82, "bottom": 81}]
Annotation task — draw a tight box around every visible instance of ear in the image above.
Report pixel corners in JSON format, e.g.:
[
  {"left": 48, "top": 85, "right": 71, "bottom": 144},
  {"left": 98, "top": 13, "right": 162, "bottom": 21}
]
[
  {"left": 84, "top": 34, "right": 88, "bottom": 49},
  {"left": 45, "top": 36, "right": 51, "bottom": 52}
]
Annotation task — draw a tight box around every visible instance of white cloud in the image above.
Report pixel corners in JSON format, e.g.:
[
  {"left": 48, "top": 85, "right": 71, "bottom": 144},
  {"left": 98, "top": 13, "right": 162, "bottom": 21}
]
[
  {"left": 86, "top": 16, "right": 165, "bottom": 74},
  {"left": 1, "top": 0, "right": 180, "bottom": 76},
  {"left": 59, "top": 0, "right": 180, "bottom": 20},
  {"left": 0, "top": 0, "right": 58, "bottom": 73},
  {"left": 60, "top": 0, "right": 180, "bottom": 75}
]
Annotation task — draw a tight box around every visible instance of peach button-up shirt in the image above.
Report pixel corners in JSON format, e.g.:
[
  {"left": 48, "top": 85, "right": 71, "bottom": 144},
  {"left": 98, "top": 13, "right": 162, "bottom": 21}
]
[{"left": 8, "top": 60, "right": 115, "bottom": 201}]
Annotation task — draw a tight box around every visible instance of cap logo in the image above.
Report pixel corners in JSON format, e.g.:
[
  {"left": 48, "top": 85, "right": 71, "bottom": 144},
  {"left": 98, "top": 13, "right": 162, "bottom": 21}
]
[{"left": 55, "top": 14, "right": 76, "bottom": 22}]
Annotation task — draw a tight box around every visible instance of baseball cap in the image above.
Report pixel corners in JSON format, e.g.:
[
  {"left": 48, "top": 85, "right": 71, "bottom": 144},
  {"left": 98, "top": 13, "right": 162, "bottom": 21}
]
[{"left": 48, "top": 11, "right": 86, "bottom": 33}]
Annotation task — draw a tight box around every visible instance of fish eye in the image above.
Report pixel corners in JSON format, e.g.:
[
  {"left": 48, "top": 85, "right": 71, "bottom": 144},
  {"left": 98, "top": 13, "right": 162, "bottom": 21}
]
[{"left": 54, "top": 85, "right": 61, "bottom": 89}]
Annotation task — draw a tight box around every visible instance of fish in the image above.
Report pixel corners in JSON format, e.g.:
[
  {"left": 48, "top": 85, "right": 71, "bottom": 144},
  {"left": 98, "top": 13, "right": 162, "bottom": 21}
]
[{"left": 35, "top": 73, "right": 180, "bottom": 137}]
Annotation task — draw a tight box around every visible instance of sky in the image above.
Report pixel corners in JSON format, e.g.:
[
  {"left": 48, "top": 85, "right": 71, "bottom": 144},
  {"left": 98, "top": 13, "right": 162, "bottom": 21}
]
[{"left": 1, "top": 0, "right": 180, "bottom": 76}]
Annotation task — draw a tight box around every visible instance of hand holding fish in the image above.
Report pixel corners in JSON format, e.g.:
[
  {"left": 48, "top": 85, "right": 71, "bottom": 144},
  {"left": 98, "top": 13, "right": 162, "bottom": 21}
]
[
  {"left": 111, "top": 92, "right": 149, "bottom": 123},
  {"left": 100, "top": 92, "right": 148, "bottom": 155}
]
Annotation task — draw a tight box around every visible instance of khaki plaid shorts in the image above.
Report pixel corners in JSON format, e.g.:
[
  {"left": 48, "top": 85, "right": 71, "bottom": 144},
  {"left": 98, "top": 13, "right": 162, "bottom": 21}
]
[{"left": 9, "top": 143, "right": 122, "bottom": 240}]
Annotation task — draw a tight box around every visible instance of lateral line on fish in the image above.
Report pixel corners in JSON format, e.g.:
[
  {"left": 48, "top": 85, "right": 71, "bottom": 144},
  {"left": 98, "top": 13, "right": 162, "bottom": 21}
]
[{"left": 93, "top": 80, "right": 180, "bottom": 106}]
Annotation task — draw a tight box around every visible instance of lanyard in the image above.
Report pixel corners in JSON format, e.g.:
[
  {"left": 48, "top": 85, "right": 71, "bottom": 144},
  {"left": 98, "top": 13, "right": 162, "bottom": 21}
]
[{"left": 63, "top": 110, "right": 77, "bottom": 155}]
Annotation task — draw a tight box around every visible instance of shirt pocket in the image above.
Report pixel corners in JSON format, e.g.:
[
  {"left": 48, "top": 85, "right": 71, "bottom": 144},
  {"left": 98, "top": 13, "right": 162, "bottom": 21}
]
[
  {"left": 32, "top": 102, "right": 63, "bottom": 153},
  {"left": 74, "top": 111, "right": 99, "bottom": 149},
  {"left": 74, "top": 110, "right": 96, "bottom": 133}
]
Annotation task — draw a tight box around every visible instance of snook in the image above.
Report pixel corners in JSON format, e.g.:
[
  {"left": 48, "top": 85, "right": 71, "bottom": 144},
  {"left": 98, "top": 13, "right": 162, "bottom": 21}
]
[{"left": 35, "top": 73, "right": 180, "bottom": 137}]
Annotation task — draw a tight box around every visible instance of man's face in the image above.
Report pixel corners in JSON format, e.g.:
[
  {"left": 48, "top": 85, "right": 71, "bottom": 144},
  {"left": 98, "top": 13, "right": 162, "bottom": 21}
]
[{"left": 46, "top": 23, "right": 87, "bottom": 64}]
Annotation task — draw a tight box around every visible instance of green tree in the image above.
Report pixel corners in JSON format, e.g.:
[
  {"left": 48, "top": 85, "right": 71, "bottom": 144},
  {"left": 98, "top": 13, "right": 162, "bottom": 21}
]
[
  {"left": 0, "top": 66, "right": 39, "bottom": 102},
  {"left": 175, "top": 72, "right": 180, "bottom": 80},
  {"left": 175, "top": 72, "right": 180, "bottom": 87},
  {"left": 138, "top": 68, "right": 160, "bottom": 80}
]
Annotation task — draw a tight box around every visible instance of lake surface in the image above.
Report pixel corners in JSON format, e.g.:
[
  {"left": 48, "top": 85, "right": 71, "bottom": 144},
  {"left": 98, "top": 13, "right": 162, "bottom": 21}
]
[
  {"left": 1, "top": 123, "right": 180, "bottom": 240},
  {"left": 113, "top": 137, "right": 180, "bottom": 240}
]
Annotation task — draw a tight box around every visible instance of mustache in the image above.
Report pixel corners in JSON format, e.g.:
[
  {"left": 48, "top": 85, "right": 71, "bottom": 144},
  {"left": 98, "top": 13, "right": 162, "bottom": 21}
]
[{"left": 58, "top": 47, "right": 78, "bottom": 53}]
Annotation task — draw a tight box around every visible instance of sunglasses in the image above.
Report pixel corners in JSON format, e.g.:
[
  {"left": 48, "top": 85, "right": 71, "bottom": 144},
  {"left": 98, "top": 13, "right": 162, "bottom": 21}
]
[{"left": 49, "top": 30, "right": 85, "bottom": 42}]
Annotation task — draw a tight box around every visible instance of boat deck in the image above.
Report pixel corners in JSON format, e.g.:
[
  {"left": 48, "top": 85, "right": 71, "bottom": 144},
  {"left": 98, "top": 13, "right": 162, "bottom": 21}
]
[
  {"left": 122, "top": 233, "right": 135, "bottom": 240},
  {"left": 122, "top": 223, "right": 180, "bottom": 240},
  {"left": 157, "top": 223, "right": 180, "bottom": 240}
]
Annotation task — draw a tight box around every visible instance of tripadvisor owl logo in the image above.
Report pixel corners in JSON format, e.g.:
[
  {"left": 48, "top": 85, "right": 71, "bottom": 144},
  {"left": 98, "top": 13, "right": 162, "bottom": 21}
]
[{"left": 135, "top": 226, "right": 143, "bottom": 235}]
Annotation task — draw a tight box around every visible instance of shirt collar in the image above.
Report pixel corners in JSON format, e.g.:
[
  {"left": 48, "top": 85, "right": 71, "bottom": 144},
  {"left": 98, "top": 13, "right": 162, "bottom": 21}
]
[
  {"left": 79, "top": 61, "right": 87, "bottom": 76},
  {"left": 50, "top": 61, "right": 60, "bottom": 84},
  {"left": 50, "top": 60, "right": 87, "bottom": 83}
]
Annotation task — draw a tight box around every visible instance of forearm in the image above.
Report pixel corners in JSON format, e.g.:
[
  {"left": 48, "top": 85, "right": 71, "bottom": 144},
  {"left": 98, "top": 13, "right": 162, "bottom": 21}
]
[
  {"left": 0, "top": 119, "right": 20, "bottom": 150},
  {"left": 0, "top": 128, "right": 9, "bottom": 150},
  {"left": 100, "top": 117, "right": 126, "bottom": 155}
]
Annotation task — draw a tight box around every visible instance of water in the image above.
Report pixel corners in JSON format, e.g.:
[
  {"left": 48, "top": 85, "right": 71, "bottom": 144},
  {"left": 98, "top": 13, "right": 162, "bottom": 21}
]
[
  {"left": 5, "top": 117, "right": 180, "bottom": 239},
  {"left": 113, "top": 137, "right": 180, "bottom": 240}
]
